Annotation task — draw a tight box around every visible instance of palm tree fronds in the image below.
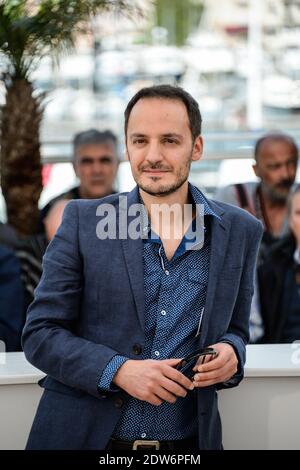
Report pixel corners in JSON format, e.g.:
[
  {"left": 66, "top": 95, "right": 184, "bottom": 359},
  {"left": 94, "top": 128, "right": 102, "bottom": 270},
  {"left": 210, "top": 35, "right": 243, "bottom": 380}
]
[{"left": 0, "top": 1, "right": 144, "bottom": 78}]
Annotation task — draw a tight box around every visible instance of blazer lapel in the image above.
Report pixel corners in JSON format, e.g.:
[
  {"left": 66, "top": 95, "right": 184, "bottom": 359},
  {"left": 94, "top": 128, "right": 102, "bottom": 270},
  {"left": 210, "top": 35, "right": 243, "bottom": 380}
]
[
  {"left": 199, "top": 202, "right": 231, "bottom": 347},
  {"left": 119, "top": 190, "right": 231, "bottom": 338},
  {"left": 120, "top": 187, "right": 145, "bottom": 331}
]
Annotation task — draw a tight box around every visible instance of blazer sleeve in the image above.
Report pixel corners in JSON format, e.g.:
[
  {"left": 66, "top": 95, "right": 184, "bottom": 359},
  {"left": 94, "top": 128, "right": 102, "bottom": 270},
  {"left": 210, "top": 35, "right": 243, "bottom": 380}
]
[
  {"left": 217, "top": 220, "right": 264, "bottom": 389},
  {"left": 22, "top": 200, "right": 120, "bottom": 399}
]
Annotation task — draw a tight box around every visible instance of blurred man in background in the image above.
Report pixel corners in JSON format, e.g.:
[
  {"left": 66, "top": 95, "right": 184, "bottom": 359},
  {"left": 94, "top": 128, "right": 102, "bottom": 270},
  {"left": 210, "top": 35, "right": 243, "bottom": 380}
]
[
  {"left": 18, "top": 129, "right": 120, "bottom": 307},
  {"left": 258, "top": 184, "right": 300, "bottom": 343},
  {"left": 215, "top": 133, "right": 298, "bottom": 261},
  {"left": 40, "top": 128, "right": 119, "bottom": 227},
  {"left": 215, "top": 133, "right": 299, "bottom": 343},
  {"left": 0, "top": 244, "right": 24, "bottom": 351},
  {"left": 0, "top": 221, "right": 19, "bottom": 250}
]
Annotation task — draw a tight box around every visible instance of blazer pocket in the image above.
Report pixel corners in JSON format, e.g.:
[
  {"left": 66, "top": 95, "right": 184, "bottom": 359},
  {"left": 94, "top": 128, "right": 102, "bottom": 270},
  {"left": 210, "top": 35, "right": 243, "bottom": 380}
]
[{"left": 39, "top": 376, "right": 85, "bottom": 397}]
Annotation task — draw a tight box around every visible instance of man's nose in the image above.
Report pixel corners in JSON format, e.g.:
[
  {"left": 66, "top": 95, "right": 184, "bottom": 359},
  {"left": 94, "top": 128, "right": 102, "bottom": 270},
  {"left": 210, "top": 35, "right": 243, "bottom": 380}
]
[
  {"left": 145, "top": 141, "right": 163, "bottom": 164},
  {"left": 91, "top": 161, "right": 104, "bottom": 171},
  {"left": 280, "top": 163, "right": 292, "bottom": 180}
]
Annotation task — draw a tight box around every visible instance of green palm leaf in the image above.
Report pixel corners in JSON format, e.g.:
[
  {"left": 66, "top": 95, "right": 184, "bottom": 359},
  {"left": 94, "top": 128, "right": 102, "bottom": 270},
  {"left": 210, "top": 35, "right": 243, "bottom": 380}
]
[{"left": 0, "top": 0, "right": 142, "bottom": 235}]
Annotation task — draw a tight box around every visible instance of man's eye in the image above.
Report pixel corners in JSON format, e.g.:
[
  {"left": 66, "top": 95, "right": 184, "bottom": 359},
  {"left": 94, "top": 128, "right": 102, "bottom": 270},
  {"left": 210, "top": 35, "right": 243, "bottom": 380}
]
[
  {"left": 164, "top": 139, "right": 177, "bottom": 144},
  {"left": 133, "top": 139, "right": 145, "bottom": 144}
]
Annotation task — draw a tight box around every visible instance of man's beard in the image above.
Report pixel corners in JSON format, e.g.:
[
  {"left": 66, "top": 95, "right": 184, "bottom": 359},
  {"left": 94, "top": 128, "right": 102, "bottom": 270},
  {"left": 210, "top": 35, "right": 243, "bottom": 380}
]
[
  {"left": 262, "top": 179, "right": 294, "bottom": 203},
  {"left": 132, "top": 154, "right": 192, "bottom": 197}
]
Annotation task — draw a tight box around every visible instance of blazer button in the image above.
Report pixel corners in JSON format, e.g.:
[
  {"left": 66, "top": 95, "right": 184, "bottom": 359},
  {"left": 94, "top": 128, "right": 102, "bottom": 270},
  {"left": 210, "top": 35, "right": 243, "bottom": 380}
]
[
  {"left": 114, "top": 397, "right": 124, "bottom": 408},
  {"left": 132, "top": 344, "right": 142, "bottom": 355},
  {"left": 99, "top": 392, "right": 107, "bottom": 399}
]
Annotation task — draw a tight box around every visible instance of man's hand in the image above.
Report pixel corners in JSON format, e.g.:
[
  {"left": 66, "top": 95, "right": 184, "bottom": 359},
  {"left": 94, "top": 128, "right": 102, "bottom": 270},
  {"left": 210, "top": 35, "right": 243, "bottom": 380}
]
[
  {"left": 192, "top": 343, "right": 238, "bottom": 387},
  {"left": 113, "top": 358, "right": 194, "bottom": 406}
]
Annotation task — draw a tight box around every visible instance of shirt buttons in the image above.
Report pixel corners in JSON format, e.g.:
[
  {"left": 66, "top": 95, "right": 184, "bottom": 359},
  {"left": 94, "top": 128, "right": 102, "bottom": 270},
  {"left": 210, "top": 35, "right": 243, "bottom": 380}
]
[
  {"left": 161, "top": 310, "right": 166, "bottom": 316},
  {"left": 165, "top": 270, "right": 170, "bottom": 275},
  {"left": 141, "top": 433, "right": 147, "bottom": 438},
  {"left": 154, "top": 351, "right": 160, "bottom": 357},
  {"left": 132, "top": 344, "right": 142, "bottom": 355}
]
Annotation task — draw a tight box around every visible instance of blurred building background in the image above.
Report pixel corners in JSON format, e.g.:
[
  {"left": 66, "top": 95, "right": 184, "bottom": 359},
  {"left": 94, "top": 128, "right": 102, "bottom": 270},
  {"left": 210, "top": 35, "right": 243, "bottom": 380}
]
[{"left": 1, "top": 0, "right": 300, "bottom": 218}]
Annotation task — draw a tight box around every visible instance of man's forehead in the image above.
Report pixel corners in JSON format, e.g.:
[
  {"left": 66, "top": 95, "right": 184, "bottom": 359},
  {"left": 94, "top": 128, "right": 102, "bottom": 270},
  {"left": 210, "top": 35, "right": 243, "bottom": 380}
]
[
  {"left": 128, "top": 100, "right": 190, "bottom": 134},
  {"left": 131, "top": 96, "right": 186, "bottom": 110},
  {"left": 258, "top": 139, "right": 296, "bottom": 158},
  {"left": 128, "top": 131, "right": 184, "bottom": 138},
  {"left": 129, "top": 98, "right": 188, "bottom": 120},
  {"left": 76, "top": 142, "right": 116, "bottom": 156}
]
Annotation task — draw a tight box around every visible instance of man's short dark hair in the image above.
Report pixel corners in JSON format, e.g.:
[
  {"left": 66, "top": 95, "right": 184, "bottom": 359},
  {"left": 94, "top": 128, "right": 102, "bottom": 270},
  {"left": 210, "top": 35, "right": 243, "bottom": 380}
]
[
  {"left": 124, "top": 84, "right": 202, "bottom": 142},
  {"left": 73, "top": 129, "right": 119, "bottom": 161},
  {"left": 254, "top": 133, "right": 299, "bottom": 162}
]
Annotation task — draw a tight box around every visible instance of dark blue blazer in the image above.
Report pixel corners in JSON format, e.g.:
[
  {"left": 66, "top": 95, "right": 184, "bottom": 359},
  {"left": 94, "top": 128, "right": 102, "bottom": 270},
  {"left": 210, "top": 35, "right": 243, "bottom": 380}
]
[{"left": 22, "top": 186, "right": 263, "bottom": 449}]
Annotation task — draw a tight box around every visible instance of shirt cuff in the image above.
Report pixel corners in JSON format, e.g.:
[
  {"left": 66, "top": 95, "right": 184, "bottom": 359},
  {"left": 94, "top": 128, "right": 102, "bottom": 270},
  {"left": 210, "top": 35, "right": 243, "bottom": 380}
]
[{"left": 98, "top": 355, "right": 129, "bottom": 392}]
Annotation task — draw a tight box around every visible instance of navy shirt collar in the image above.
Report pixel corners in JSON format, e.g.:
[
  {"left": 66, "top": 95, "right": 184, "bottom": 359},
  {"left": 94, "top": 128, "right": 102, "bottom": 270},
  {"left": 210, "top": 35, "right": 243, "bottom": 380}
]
[{"left": 188, "top": 182, "right": 220, "bottom": 220}]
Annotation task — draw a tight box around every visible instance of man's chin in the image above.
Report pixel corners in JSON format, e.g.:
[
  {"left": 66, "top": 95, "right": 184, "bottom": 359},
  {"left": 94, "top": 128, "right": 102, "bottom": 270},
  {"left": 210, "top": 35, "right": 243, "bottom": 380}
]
[
  {"left": 138, "top": 182, "right": 182, "bottom": 197},
  {"left": 86, "top": 189, "right": 108, "bottom": 199},
  {"left": 271, "top": 190, "right": 290, "bottom": 203}
]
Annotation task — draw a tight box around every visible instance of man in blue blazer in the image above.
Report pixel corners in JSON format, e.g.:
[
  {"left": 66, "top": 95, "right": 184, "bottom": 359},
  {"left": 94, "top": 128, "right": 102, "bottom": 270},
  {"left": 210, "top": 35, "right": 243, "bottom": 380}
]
[{"left": 22, "top": 85, "right": 263, "bottom": 450}]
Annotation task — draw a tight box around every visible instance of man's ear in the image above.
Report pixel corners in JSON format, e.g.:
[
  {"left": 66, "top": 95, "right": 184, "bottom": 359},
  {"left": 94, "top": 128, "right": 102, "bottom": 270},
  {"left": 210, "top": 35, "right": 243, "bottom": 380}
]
[
  {"left": 192, "top": 136, "right": 203, "bottom": 162},
  {"left": 73, "top": 161, "right": 79, "bottom": 177},
  {"left": 252, "top": 162, "right": 259, "bottom": 177},
  {"left": 114, "top": 160, "right": 120, "bottom": 175}
]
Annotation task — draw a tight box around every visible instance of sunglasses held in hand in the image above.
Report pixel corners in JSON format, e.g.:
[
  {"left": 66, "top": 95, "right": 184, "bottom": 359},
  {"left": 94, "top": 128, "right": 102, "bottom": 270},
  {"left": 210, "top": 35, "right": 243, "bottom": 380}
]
[{"left": 176, "top": 347, "right": 218, "bottom": 379}]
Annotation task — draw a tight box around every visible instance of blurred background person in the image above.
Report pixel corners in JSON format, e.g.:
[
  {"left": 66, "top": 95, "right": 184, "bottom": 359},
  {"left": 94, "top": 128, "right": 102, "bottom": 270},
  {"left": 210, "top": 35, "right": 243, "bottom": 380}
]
[
  {"left": 16, "top": 202, "right": 67, "bottom": 311},
  {"left": 17, "top": 129, "right": 120, "bottom": 309},
  {"left": 43, "top": 199, "right": 69, "bottom": 242},
  {"left": 215, "top": 132, "right": 299, "bottom": 343},
  {"left": 258, "top": 184, "right": 300, "bottom": 343},
  {"left": 215, "top": 133, "right": 298, "bottom": 262},
  {"left": 0, "top": 244, "right": 25, "bottom": 351},
  {"left": 39, "top": 128, "right": 119, "bottom": 229},
  {"left": 0, "top": 222, "right": 19, "bottom": 251}
]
